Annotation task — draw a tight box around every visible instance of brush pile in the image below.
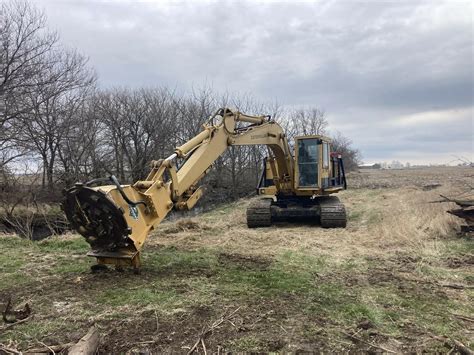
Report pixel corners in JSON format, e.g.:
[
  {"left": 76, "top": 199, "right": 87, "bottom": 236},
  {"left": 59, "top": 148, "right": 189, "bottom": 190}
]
[{"left": 438, "top": 194, "right": 474, "bottom": 234}]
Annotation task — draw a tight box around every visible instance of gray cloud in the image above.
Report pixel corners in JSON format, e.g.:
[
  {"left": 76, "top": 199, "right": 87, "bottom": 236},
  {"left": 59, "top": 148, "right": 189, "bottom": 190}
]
[{"left": 39, "top": 0, "right": 473, "bottom": 164}]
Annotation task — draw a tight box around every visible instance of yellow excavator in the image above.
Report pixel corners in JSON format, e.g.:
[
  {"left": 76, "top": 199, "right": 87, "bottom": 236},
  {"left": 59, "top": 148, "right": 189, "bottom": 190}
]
[{"left": 63, "top": 108, "right": 347, "bottom": 272}]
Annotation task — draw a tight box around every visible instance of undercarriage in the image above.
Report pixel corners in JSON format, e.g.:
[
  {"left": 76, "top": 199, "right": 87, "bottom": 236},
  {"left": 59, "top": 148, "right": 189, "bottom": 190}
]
[{"left": 246, "top": 196, "right": 347, "bottom": 228}]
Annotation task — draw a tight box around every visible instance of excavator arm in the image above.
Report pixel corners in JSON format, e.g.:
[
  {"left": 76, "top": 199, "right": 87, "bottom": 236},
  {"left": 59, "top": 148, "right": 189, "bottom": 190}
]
[{"left": 63, "top": 108, "right": 293, "bottom": 270}]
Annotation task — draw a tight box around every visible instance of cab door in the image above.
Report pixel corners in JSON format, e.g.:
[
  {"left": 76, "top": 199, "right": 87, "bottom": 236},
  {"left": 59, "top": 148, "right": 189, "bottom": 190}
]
[{"left": 295, "top": 137, "right": 319, "bottom": 188}]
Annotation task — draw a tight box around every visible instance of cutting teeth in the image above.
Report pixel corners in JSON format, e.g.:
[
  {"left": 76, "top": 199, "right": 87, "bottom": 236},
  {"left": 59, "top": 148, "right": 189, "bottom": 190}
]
[{"left": 62, "top": 185, "right": 131, "bottom": 251}]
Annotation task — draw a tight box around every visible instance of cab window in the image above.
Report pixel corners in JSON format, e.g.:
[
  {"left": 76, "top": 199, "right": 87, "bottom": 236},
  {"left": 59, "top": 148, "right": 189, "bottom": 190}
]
[{"left": 297, "top": 138, "right": 318, "bottom": 187}]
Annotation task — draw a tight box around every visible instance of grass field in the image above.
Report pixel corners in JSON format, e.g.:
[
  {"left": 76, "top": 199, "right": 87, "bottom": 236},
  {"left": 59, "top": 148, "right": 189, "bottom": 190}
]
[{"left": 0, "top": 167, "right": 473, "bottom": 353}]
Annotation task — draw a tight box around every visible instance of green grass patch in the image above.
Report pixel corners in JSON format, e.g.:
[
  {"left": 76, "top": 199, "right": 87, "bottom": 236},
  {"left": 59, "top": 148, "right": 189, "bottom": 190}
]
[
  {"left": 0, "top": 272, "right": 33, "bottom": 291},
  {"left": 218, "top": 251, "right": 328, "bottom": 297},
  {"left": 96, "top": 286, "right": 182, "bottom": 309},
  {"left": 338, "top": 257, "right": 369, "bottom": 272},
  {"left": 0, "top": 235, "right": 34, "bottom": 248},
  {"left": 227, "top": 336, "right": 264, "bottom": 352},
  {"left": 0, "top": 236, "right": 34, "bottom": 290},
  {"left": 442, "top": 238, "right": 474, "bottom": 256},
  {"left": 144, "top": 246, "right": 218, "bottom": 272},
  {"left": 1, "top": 318, "right": 81, "bottom": 348},
  {"left": 0, "top": 252, "right": 28, "bottom": 271},
  {"left": 348, "top": 209, "right": 364, "bottom": 221},
  {"left": 49, "top": 256, "right": 91, "bottom": 274},
  {"left": 361, "top": 283, "right": 472, "bottom": 338},
  {"left": 348, "top": 206, "right": 382, "bottom": 225},
  {"left": 0, "top": 232, "right": 471, "bottom": 351},
  {"left": 37, "top": 237, "right": 89, "bottom": 253}
]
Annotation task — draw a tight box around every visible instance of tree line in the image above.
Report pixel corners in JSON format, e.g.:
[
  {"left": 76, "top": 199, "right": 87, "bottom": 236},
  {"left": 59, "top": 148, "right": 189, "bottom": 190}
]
[{"left": 1, "top": 1, "right": 361, "bottom": 207}]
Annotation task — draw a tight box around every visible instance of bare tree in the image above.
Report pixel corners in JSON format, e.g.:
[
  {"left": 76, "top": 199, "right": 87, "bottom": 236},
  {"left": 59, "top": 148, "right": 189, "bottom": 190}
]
[
  {"left": 289, "top": 107, "right": 328, "bottom": 137},
  {"left": 0, "top": 1, "right": 59, "bottom": 124},
  {"left": 281, "top": 108, "right": 360, "bottom": 170},
  {"left": 0, "top": 1, "right": 60, "bottom": 167},
  {"left": 15, "top": 48, "right": 95, "bottom": 189},
  {"left": 0, "top": 163, "right": 40, "bottom": 239},
  {"left": 331, "top": 131, "right": 362, "bottom": 171},
  {"left": 94, "top": 87, "right": 181, "bottom": 182},
  {"left": 55, "top": 89, "right": 104, "bottom": 185},
  {"left": 175, "top": 86, "right": 215, "bottom": 144}
]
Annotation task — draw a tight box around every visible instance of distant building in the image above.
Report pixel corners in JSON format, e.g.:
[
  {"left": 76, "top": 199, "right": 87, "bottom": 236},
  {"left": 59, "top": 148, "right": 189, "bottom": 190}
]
[
  {"left": 379, "top": 160, "right": 405, "bottom": 169},
  {"left": 390, "top": 160, "right": 403, "bottom": 169},
  {"left": 358, "top": 163, "right": 381, "bottom": 169}
]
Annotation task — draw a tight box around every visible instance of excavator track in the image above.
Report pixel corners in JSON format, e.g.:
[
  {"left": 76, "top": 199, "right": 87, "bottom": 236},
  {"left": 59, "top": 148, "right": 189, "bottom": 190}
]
[
  {"left": 319, "top": 196, "right": 347, "bottom": 228},
  {"left": 247, "top": 198, "right": 272, "bottom": 228}
]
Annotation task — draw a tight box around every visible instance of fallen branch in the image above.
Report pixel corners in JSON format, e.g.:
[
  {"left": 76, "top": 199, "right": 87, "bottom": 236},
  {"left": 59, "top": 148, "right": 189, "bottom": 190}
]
[
  {"left": 438, "top": 195, "right": 474, "bottom": 207},
  {"left": 0, "top": 316, "right": 32, "bottom": 331},
  {"left": 24, "top": 342, "right": 74, "bottom": 354},
  {"left": 37, "top": 341, "right": 56, "bottom": 355},
  {"left": 342, "top": 331, "right": 396, "bottom": 354},
  {"left": 430, "top": 334, "right": 474, "bottom": 355},
  {"left": 68, "top": 326, "right": 99, "bottom": 355},
  {"left": 187, "top": 307, "right": 240, "bottom": 354},
  {"left": 154, "top": 309, "right": 159, "bottom": 333},
  {"left": 201, "top": 338, "right": 207, "bottom": 355},
  {"left": 453, "top": 340, "right": 474, "bottom": 355},
  {"left": 0, "top": 343, "right": 21, "bottom": 354},
  {"left": 2, "top": 296, "right": 32, "bottom": 324},
  {"left": 451, "top": 313, "right": 474, "bottom": 323}
]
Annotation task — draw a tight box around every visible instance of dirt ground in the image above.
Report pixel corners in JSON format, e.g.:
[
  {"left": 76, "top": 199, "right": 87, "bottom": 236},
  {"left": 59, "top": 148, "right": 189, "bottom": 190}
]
[{"left": 0, "top": 166, "right": 473, "bottom": 353}]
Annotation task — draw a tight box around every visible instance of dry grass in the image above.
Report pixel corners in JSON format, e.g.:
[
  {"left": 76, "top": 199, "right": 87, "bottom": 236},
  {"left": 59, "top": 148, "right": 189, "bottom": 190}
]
[{"left": 152, "top": 167, "right": 469, "bottom": 262}]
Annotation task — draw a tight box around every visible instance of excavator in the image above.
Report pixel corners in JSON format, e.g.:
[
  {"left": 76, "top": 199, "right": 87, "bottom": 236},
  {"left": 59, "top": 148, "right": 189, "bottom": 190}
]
[{"left": 63, "top": 108, "right": 347, "bottom": 272}]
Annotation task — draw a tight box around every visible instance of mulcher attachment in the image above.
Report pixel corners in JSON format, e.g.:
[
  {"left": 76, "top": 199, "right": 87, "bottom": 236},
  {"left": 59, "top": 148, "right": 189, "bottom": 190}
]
[
  {"left": 62, "top": 182, "right": 141, "bottom": 272},
  {"left": 246, "top": 196, "right": 347, "bottom": 228},
  {"left": 63, "top": 184, "right": 132, "bottom": 250}
]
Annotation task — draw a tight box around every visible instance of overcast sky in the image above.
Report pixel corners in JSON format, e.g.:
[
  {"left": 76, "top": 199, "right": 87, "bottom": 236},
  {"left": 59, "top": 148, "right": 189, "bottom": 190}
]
[{"left": 39, "top": 0, "right": 473, "bottom": 165}]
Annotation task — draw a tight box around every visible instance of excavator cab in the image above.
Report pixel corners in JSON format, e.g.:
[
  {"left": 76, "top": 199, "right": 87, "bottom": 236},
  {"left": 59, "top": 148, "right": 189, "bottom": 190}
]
[
  {"left": 258, "top": 135, "right": 346, "bottom": 195},
  {"left": 251, "top": 135, "right": 347, "bottom": 229},
  {"left": 296, "top": 136, "right": 347, "bottom": 192}
]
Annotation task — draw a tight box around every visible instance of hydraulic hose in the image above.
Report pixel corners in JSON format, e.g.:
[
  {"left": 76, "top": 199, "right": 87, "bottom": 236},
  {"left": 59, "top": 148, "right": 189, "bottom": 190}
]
[{"left": 109, "top": 175, "right": 147, "bottom": 207}]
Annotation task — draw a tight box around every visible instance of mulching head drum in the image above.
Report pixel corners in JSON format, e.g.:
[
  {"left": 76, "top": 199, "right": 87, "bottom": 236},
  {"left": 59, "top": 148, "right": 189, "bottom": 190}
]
[{"left": 62, "top": 184, "right": 133, "bottom": 250}]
